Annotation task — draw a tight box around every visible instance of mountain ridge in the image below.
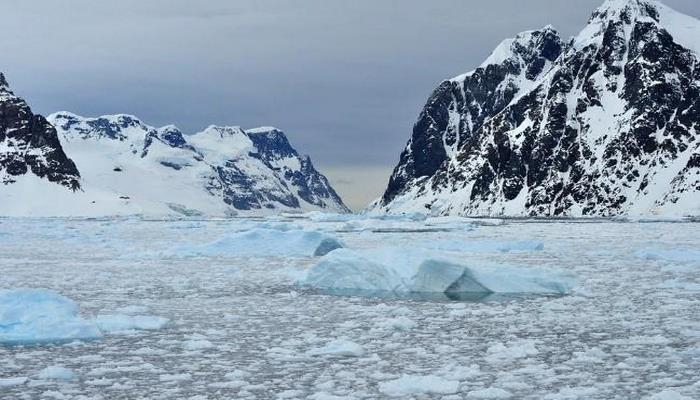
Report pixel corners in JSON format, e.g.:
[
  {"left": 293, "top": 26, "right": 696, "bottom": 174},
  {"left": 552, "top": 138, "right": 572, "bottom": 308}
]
[{"left": 376, "top": 0, "right": 700, "bottom": 217}]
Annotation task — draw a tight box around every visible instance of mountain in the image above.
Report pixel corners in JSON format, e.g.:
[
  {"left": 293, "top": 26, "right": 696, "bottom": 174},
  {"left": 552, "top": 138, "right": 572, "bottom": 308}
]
[
  {"left": 0, "top": 77, "right": 348, "bottom": 216},
  {"left": 376, "top": 0, "right": 700, "bottom": 217},
  {"left": 0, "top": 73, "right": 80, "bottom": 191}
]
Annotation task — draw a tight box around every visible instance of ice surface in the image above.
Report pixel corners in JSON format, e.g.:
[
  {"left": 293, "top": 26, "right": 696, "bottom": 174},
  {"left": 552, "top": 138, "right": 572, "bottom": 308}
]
[
  {"left": 95, "top": 314, "right": 169, "bottom": 334},
  {"left": 0, "top": 377, "right": 27, "bottom": 387},
  {"left": 378, "top": 374, "right": 460, "bottom": 396},
  {"left": 300, "top": 248, "right": 576, "bottom": 295},
  {"left": 0, "top": 289, "right": 102, "bottom": 345},
  {"left": 0, "top": 218, "right": 698, "bottom": 399},
  {"left": 306, "top": 339, "right": 365, "bottom": 357},
  {"left": 170, "top": 228, "right": 343, "bottom": 258},
  {"left": 37, "top": 366, "right": 77, "bottom": 381},
  {"left": 635, "top": 249, "right": 700, "bottom": 263}
]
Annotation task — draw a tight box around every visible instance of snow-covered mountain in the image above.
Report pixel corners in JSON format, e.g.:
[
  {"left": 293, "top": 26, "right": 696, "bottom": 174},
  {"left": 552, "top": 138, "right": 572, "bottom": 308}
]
[
  {"left": 376, "top": 0, "right": 700, "bottom": 217},
  {"left": 0, "top": 73, "right": 80, "bottom": 192},
  {"left": 0, "top": 78, "right": 348, "bottom": 216}
]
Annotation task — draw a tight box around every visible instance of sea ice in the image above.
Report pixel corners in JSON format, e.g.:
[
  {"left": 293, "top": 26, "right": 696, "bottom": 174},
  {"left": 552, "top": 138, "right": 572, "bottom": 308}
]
[
  {"left": 378, "top": 374, "right": 460, "bottom": 397},
  {"left": 0, "top": 377, "right": 27, "bottom": 387},
  {"left": 635, "top": 249, "right": 700, "bottom": 263},
  {"left": 0, "top": 289, "right": 102, "bottom": 345},
  {"left": 300, "top": 248, "right": 576, "bottom": 296},
  {"left": 37, "top": 366, "right": 77, "bottom": 381},
  {"left": 171, "top": 228, "right": 343, "bottom": 258},
  {"left": 95, "top": 314, "right": 169, "bottom": 334},
  {"left": 306, "top": 339, "right": 365, "bottom": 357}
]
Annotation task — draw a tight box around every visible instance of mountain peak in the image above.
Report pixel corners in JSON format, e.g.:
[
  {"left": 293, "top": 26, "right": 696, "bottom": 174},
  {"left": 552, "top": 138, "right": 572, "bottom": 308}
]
[{"left": 590, "top": 0, "right": 660, "bottom": 23}]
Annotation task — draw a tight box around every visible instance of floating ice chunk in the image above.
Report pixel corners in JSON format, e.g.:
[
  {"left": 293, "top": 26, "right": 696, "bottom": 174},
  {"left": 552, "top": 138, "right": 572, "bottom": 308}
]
[
  {"left": 466, "top": 387, "right": 513, "bottom": 399},
  {"left": 305, "top": 211, "right": 358, "bottom": 222},
  {"left": 486, "top": 340, "right": 539, "bottom": 362},
  {"left": 419, "top": 239, "right": 544, "bottom": 253},
  {"left": 376, "top": 316, "right": 416, "bottom": 331},
  {"left": 183, "top": 339, "right": 214, "bottom": 350},
  {"left": 378, "top": 374, "right": 460, "bottom": 397},
  {"left": 95, "top": 314, "right": 169, "bottom": 334},
  {"left": 0, "top": 377, "right": 27, "bottom": 387},
  {"left": 306, "top": 339, "right": 364, "bottom": 357},
  {"left": 159, "top": 373, "right": 191, "bottom": 382},
  {"left": 37, "top": 366, "right": 77, "bottom": 381},
  {"left": 635, "top": 249, "right": 700, "bottom": 263},
  {"left": 172, "top": 228, "right": 343, "bottom": 258},
  {"left": 0, "top": 289, "right": 102, "bottom": 345},
  {"left": 646, "top": 390, "right": 693, "bottom": 400},
  {"left": 300, "top": 248, "right": 576, "bottom": 296},
  {"left": 302, "top": 249, "right": 405, "bottom": 292}
]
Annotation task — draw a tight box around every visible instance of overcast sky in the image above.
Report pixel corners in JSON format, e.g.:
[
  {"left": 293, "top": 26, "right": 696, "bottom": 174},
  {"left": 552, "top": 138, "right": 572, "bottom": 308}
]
[{"left": 3, "top": 0, "right": 699, "bottom": 209}]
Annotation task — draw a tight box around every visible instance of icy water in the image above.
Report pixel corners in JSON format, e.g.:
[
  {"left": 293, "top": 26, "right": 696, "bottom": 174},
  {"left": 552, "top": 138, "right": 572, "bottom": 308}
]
[{"left": 0, "top": 216, "right": 699, "bottom": 399}]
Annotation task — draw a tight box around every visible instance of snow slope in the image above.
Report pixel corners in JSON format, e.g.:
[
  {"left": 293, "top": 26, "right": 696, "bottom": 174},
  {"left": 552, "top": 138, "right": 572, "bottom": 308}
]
[{"left": 0, "top": 88, "right": 348, "bottom": 217}]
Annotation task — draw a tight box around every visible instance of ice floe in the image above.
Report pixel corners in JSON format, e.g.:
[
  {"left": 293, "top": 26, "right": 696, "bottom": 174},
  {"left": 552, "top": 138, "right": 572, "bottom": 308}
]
[
  {"left": 378, "top": 374, "right": 460, "bottom": 397},
  {"left": 635, "top": 249, "right": 700, "bottom": 263},
  {"left": 0, "top": 289, "right": 102, "bottom": 345},
  {"left": 37, "top": 366, "right": 77, "bottom": 381},
  {"left": 95, "top": 314, "right": 169, "bottom": 334},
  {"left": 170, "top": 228, "right": 343, "bottom": 258},
  {"left": 299, "top": 248, "right": 576, "bottom": 296},
  {"left": 306, "top": 339, "right": 365, "bottom": 357}
]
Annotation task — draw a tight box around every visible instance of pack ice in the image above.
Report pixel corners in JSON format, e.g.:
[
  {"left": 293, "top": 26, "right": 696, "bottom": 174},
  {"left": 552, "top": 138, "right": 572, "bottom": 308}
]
[
  {"left": 171, "top": 228, "right": 343, "bottom": 258},
  {"left": 0, "top": 289, "right": 101, "bottom": 345},
  {"left": 299, "top": 248, "right": 576, "bottom": 296}
]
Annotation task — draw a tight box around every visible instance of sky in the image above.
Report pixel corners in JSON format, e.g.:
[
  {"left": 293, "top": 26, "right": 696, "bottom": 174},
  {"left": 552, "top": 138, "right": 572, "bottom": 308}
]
[{"left": 3, "top": 0, "right": 699, "bottom": 210}]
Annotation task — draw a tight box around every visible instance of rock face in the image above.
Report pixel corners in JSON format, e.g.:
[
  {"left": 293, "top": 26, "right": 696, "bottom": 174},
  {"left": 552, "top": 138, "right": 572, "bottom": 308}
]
[
  {"left": 0, "top": 74, "right": 80, "bottom": 190},
  {"left": 43, "top": 113, "right": 349, "bottom": 216},
  {"left": 378, "top": 0, "right": 700, "bottom": 217}
]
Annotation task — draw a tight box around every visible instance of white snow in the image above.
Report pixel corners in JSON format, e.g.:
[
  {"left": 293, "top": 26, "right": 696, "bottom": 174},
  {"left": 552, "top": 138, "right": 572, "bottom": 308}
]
[
  {"left": 0, "top": 289, "right": 102, "bottom": 345},
  {"left": 0, "top": 113, "right": 347, "bottom": 218}
]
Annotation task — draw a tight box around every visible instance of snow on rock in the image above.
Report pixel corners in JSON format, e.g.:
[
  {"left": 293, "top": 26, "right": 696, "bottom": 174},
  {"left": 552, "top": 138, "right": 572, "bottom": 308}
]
[
  {"left": 0, "top": 289, "right": 102, "bottom": 345},
  {"left": 94, "top": 314, "right": 169, "bottom": 334},
  {"left": 173, "top": 228, "right": 343, "bottom": 258},
  {"left": 376, "top": 0, "right": 700, "bottom": 218},
  {"left": 299, "top": 248, "right": 576, "bottom": 295},
  {"left": 0, "top": 109, "right": 349, "bottom": 217},
  {"left": 378, "top": 374, "right": 460, "bottom": 397},
  {"left": 37, "top": 366, "right": 77, "bottom": 381},
  {"left": 306, "top": 339, "right": 365, "bottom": 357}
]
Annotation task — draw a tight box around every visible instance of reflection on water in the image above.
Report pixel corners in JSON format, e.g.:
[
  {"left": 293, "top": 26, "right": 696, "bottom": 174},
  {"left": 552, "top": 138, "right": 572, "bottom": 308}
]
[{"left": 307, "top": 288, "right": 562, "bottom": 303}]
